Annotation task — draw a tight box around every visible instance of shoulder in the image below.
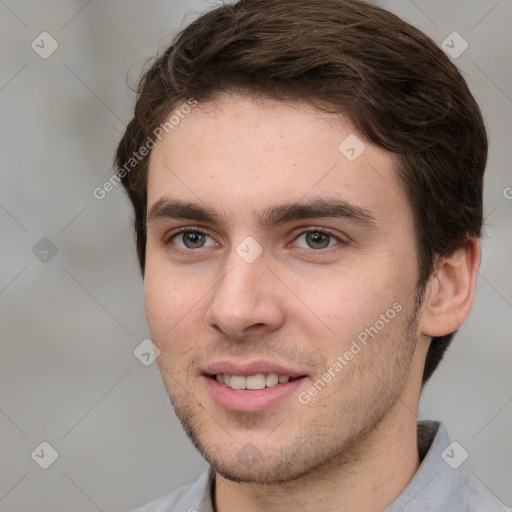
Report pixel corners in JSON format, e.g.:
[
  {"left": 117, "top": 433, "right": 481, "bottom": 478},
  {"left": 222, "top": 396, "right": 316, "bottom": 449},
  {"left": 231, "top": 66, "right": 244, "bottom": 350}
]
[
  {"left": 129, "top": 485, "right": 193, "bottom": 512},
  {"left": 128, "top": 468, "right": 213, "bottom": 512},
  {"left": 385, "top": 421, "right": 509, "bottom": 512},
  {"left": 464, "top": 479, "right": 510, "bottom": 512}
]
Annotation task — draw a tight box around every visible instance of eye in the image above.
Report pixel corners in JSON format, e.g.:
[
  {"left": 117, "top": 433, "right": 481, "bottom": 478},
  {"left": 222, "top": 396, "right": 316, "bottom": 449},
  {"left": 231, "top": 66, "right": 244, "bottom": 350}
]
[
  {"left": 167, "top": 229, "right": 217, "bottom": 250},
  {"left": 293, "top": 229, "right": 343, "bottom": 250}
]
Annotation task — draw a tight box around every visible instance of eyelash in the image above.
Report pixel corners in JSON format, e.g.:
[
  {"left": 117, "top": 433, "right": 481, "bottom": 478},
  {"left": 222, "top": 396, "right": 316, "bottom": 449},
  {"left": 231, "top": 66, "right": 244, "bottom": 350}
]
[{"left": 164, "top": 227, "right": 346, "bottom": 255}]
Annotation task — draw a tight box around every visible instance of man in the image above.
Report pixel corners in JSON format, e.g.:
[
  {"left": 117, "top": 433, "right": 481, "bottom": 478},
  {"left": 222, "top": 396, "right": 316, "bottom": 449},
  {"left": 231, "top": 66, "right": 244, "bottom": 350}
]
[{"left": 115, "top": 0, "right": 507, "bottom": 510}]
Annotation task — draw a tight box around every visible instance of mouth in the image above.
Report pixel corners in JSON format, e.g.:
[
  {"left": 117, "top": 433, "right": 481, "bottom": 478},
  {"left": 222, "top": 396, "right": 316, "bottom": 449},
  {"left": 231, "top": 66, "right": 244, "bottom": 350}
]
[
  {"left": 210, "top": 372, "right": 303, "bottom": 391},
  {"left": 203, "top": 364, "right": 308, "bottom": 412},
  {"left": 202, "top": 360, "right": 310, "bottom": 412}
]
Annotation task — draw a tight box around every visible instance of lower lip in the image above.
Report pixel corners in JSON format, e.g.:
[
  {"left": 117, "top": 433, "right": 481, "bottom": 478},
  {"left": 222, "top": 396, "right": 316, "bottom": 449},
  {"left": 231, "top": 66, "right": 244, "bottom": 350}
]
[{"left": 203, "top": 376, "right": 307, "bottom": 412}]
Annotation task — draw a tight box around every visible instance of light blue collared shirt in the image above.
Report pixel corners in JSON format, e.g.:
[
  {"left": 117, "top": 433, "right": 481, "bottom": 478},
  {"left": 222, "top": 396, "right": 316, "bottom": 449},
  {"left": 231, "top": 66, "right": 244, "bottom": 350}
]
[{"left": 130, "top": 421, "right": 509, "bottom": 512}]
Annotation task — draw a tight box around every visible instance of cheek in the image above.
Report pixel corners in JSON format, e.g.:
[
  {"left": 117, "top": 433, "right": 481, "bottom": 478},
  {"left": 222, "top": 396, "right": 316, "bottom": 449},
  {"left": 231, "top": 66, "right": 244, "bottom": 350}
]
[
  {"left": 144, "top": 265, "right": 188, "bottom": 338},
  {"left": 290, "top": 269, "right": 407, "bottom": 352},
  {"left": 144, "top": 260, "right": 213, "bottom": 362}
]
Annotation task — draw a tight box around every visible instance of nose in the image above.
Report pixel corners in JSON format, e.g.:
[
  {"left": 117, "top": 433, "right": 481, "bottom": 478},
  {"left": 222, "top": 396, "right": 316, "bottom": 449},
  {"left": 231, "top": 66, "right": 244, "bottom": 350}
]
[{"left": 205, "top": 245, "right": 285, "bottom": 339}]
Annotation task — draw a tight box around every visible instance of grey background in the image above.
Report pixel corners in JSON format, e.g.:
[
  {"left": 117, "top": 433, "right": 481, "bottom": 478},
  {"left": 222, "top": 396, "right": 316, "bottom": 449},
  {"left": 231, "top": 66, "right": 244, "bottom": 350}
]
[{"left": 1, "top": 1, "right": 510, "bottom": 511}]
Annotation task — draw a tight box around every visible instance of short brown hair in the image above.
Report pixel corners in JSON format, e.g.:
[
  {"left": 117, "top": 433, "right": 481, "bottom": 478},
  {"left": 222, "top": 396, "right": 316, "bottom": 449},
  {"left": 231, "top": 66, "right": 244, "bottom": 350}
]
[{"left": 115, "top": 0, "right": 487, "bottom": 384}]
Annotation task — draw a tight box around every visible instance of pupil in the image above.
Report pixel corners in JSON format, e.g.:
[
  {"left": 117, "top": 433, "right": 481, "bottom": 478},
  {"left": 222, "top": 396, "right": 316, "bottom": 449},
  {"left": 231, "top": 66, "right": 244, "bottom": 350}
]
[
  {"left": 307, "top": 232, "right": 329, "bottom": 249},
  {"left": 185, "top": 232, "right": 204, "bottom": 248}
]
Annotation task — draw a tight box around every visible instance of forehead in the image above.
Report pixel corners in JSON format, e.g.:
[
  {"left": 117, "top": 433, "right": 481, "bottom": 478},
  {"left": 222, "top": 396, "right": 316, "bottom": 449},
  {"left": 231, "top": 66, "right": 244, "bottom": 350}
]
[{"left": 146, "top": 94, "right": 409, "bottom": 230}]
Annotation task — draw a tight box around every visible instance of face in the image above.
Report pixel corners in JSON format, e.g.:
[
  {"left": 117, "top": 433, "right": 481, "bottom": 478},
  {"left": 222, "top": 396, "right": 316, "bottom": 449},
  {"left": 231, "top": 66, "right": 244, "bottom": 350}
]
[{"left": 144, "top": 93, "right": 426, "bottom": 484}]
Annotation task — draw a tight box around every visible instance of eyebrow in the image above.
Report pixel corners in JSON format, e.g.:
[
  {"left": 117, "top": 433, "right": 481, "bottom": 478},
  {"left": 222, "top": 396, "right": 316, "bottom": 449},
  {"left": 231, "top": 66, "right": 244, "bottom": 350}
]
[{"left": 146, "top": 196, "right": 378, "bottom": 231}]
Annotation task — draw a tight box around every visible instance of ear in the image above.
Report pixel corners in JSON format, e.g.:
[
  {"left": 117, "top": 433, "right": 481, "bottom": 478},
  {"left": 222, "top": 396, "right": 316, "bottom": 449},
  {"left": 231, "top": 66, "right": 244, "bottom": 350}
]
[{"left": 420, "top": 238, "right": 480, "bottom": 337}]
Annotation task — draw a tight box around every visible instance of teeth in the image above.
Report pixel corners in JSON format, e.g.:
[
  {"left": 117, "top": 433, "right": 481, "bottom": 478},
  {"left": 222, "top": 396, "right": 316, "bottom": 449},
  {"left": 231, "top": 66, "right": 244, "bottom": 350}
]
[
  {"left": 265, "top": 373, "right": 279, "bottom": 387},
  {"left": 246, "top": 374, "right": 266, "bottom": 390},
  {"left": 230, "top": 375, "right": 246, "bottom": 390},
  {"left": 215, "top": 372, "right": 293, "bottom": 390}
]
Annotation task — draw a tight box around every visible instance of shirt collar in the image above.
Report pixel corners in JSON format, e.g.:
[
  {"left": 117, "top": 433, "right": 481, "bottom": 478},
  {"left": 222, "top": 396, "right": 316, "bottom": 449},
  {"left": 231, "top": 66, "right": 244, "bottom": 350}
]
[
  {"left": 182, "top": 420, "right": 489, "bottom": 512},
  {"left": 384, "top": 420, "right": 468, "bottom": 511}
]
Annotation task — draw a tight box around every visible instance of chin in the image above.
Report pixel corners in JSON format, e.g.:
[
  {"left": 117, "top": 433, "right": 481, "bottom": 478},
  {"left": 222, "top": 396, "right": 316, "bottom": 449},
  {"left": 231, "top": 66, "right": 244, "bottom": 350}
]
[
  {"left": 203, "top": 439, "right": 335, "bottom": 486},
  {"left": 211, "top": 460, "right": 302, "bottom": 485}
]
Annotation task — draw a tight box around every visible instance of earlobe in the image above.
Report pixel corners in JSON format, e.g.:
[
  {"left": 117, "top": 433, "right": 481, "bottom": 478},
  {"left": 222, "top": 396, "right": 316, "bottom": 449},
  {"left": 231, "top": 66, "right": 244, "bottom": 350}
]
[{"left": 420, "top": 238, "right": 480, "bottom": 337}]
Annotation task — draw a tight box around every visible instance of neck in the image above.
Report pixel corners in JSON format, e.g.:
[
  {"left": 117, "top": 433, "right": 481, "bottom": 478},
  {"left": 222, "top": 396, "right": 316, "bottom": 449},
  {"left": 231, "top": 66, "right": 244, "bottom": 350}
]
[{"left": 214, "top": 405, "right": 420, "bottom": 512}]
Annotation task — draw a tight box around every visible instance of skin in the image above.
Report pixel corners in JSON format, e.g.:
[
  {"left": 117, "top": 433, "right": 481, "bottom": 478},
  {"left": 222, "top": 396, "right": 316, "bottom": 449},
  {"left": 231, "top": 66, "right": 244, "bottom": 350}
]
[{"left": 144, "top": 93, "right": 480, "bottom": 512}]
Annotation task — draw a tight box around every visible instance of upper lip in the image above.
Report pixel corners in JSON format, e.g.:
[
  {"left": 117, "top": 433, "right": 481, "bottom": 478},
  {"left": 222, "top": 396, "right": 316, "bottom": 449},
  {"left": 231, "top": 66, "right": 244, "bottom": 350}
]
[{"left": 204, "top": 360, "right": 309, "bottom": 378}]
